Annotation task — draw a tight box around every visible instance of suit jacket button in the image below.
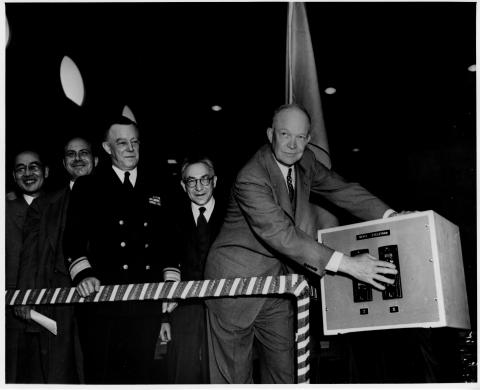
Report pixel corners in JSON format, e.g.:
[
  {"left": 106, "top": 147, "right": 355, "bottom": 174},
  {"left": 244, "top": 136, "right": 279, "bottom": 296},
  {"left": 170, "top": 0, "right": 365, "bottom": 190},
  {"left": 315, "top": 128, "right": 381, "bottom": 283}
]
[
  {"left": 123, "top": 264, "right": 129, "bottom": 270},
  {"left": 119, "top": 220, "right": 124, "bottom": 225},
  {"left": 120, "top": 242, "right": 126, "bottom": 247},
  {"left": 145, "top": 265, "right": 151, "bottom": 270}
]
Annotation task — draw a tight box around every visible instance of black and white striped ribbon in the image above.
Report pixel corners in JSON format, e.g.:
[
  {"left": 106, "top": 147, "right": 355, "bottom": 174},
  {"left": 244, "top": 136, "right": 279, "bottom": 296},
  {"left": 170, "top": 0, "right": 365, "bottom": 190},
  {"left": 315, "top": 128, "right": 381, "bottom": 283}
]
[{"left": 6, "top": 274, "right": 311, "bottom": 383}]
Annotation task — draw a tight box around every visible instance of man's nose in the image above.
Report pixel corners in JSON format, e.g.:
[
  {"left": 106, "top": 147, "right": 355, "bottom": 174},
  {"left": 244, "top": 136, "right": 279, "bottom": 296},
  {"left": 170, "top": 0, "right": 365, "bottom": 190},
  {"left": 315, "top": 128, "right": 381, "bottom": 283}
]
[
  {"left": 287, "top": 137, "right": 297, "bottom": 149},
  {"left": 195, "top": 180, "right": 203, "bottom": 191},
  {"left": 126, "top": 142, "right": 135, "bottom": 152}
]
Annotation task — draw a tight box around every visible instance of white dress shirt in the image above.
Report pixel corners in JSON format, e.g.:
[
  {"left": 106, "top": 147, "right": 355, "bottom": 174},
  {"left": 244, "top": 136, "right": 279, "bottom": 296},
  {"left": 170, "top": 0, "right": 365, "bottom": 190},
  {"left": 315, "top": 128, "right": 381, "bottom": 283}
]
[
  {"left": 191, "top": 197, "right": 215, "bottom": 225},
  {"left": 23, "top": 194, "right": 35, "bottom": 205},
  {"left": 112, "top": 165, "right": 138, "bottom": 187}
]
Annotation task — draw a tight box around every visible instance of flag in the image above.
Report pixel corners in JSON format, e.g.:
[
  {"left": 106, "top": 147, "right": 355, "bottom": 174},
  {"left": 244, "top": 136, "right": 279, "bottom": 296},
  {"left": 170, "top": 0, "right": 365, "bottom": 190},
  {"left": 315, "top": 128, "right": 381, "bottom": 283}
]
[
  {"left": 286, "top": 2, "right": 331, "bottom": 169},
  {"left": 286, "top": 2, "right": 339, "bottom": 228}
]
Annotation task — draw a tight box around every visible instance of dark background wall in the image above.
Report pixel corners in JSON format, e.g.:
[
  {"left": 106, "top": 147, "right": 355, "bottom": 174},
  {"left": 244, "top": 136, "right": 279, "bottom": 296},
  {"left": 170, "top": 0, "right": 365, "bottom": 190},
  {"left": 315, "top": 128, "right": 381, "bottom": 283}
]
[{"left": 5, "top": 0, "right": 476, "bottom": 339}]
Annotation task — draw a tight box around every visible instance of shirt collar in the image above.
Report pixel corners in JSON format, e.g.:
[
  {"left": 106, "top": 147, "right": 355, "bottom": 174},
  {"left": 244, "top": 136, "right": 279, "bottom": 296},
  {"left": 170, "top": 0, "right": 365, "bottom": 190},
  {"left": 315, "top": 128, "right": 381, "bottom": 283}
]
[
  {"left": 191, "top": 197, "right": 215, "bottom": 224},
  {"left": 23, "top": 194, "right": 35, "bottom": 205},
  {"left": 112, "top": 165, "right": 138, "bottom": 186},
  {"left": 274, "top": 158, "right": 295, "bottom": 186}
]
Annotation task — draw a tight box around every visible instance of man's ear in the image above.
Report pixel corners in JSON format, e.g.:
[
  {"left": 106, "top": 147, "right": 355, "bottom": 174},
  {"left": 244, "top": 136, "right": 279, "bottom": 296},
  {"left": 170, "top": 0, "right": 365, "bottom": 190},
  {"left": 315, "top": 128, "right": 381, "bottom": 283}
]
[
  {"left": 102, "top": 142, "right": 111, "bottom": 155},
  {"left": 212, "top": 175, "right": 218, "bottom": 189},
  {"left": 94, "top": 156, "right": 99, "bottom": 167},
  {"left": 180, "top": 180, "right": 187, "bottom": 193},
  {"left": 266, "top": 127, "right": 274, "bottom": 144},
  {"left": 44, "top": 166, "right": 50, "bottom": 179}
]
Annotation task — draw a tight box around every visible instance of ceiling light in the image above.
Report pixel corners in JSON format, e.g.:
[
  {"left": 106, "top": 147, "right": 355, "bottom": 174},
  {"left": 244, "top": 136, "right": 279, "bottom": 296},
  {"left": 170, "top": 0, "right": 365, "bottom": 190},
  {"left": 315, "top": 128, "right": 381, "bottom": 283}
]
[
  {"left": 352, "top": 148, "right": 360, "bottom": 153},
  {"left": 6, "top": 14, "right": 10, "bottom": 48},
  {"left": 468, "top": 64, "right": 476, "bottom": 72},
  {"left": 60, "top": 56, "right": 85, "bottom": 106},
  {"left": 325, "top": 87, "right": 336, "bottom": 95},
  {"left": 211, "top": 105, "right": 222, "bottom": 112}
]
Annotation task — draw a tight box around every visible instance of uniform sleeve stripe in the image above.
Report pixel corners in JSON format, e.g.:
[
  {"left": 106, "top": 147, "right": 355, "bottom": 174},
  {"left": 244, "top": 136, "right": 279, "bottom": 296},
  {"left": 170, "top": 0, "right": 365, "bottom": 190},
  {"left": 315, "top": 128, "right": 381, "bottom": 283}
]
[
  {"left": 69, "top": 257, "right": 92, "bottom": 280},
  {"left": 163, "top": 267, "right": 181, "bottom": 282}
]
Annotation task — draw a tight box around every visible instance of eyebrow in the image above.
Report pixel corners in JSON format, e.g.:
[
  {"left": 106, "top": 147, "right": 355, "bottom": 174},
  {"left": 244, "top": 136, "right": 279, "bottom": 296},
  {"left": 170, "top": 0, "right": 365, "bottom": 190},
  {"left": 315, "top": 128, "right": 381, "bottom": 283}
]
[
  {"left": 14, "top": 162, "right": 42, "bottom": 168},
  {"left": 66, "top": 148, "right": 91, "bottom": 153}
]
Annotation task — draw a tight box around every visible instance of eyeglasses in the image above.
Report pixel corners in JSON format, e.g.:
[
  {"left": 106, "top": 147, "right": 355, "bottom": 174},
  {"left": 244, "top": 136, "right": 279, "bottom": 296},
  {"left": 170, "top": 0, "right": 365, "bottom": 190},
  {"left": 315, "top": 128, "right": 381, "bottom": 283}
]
[
  {"left": 65, "top": 150, "right": 92, "bottom": 159},
  {"left": 14, "top": 163, "right": 43, "bottom": 175},
  {"left": 183, "top": 176, "right": 213, "bottom": 188}
]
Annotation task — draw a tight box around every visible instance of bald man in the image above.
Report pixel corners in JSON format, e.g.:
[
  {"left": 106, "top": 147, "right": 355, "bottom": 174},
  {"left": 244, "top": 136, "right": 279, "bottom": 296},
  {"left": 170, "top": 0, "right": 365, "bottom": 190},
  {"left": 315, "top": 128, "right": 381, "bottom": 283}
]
[{"left": 205, "top": 103, "right": 400, "bottom": 384}]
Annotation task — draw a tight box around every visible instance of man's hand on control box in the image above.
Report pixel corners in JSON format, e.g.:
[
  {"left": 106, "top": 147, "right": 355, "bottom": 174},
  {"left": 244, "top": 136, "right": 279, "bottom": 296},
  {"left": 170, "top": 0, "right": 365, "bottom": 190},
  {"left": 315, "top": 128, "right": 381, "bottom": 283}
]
[{"left": 338, "top": 253, "right": 397, "bottom": 290}]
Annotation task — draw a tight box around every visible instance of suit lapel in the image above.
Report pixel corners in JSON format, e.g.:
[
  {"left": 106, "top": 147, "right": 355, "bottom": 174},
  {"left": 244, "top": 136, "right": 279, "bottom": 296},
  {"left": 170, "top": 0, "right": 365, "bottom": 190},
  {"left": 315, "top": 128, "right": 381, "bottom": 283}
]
[
  {"left": 47, "top": 187, "right": 70, "bottom": 253},
  {"left": 12, "top": 197, "right": 28, "bottom": 230},
  {"left": 294, "top": 162, "right": 310, "bottom": 225}
]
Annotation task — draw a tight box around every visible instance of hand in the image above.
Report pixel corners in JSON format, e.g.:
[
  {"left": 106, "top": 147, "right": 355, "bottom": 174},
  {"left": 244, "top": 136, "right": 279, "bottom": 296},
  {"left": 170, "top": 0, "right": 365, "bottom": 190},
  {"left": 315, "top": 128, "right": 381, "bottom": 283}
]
[
  {"left": 338, "top": 253, "right": 397, "bottom": 290},
  {"left": 162, "top": 301, "right": 178, "bottom": 313},
  {"left": 14, "top": 305, "right": 32, "bottom": 321},
  {"left": 159, "top": 322, "right": 171, "bottom": 342},
  {"left": 76, "top": 277, "right": 101, "bottom": 297}
]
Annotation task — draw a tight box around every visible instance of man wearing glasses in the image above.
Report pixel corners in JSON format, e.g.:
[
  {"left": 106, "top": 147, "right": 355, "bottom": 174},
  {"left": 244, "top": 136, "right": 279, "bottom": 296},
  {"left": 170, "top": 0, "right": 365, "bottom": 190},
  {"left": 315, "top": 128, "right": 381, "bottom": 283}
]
[
  {"left": 160, "top": 156, "right": 225, "bottom": 384},
  {"left": 205, "top": 103, "right": 400, "bottom": 384},
  {"left": 63, "top": 116, "right": 175, "bottom": 384},
  {"left": 15, "top": 136, "right": 98, "bottom": 383},
  {"left": 6, "top": 149, "right": 49, "bottom": 383}
]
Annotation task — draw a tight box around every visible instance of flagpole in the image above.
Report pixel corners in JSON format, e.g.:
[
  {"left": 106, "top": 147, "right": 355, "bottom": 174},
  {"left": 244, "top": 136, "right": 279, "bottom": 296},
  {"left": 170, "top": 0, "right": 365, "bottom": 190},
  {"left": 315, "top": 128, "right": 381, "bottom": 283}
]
[{"left": 286, "top": 2, "right": 294, "bottom": 104}]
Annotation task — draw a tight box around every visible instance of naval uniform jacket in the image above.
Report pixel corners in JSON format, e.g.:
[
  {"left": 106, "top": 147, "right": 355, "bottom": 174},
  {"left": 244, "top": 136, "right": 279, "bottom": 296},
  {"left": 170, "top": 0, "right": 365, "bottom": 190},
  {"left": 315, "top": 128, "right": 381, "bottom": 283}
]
[
  {"left": 205, "top": 144, "right": 391, "bottom": 327},
  {"left": 63, "top": 164, "right": 175, "bottom": 315}
]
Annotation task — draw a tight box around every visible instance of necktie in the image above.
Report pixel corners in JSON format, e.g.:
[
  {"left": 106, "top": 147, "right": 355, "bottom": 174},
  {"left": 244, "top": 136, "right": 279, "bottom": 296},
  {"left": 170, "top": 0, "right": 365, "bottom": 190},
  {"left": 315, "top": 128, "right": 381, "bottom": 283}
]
[
  {"left": 287, "top": 167, "right": 295, "bottom": 204},
  {"left": 123, "top": 171, "right": 134, "bottom": 191},
  {"left": 197, "top": 207, "right": 209, "bottom": 262}
]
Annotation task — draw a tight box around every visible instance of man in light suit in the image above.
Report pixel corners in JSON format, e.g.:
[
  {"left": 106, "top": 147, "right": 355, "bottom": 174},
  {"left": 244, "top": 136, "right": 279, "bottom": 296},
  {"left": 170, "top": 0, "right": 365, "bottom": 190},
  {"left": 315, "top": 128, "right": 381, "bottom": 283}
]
[
  {"left": 6, "top": 149, "right": 49, "bottom": 383},
  {"left": 204, "top": 103, "right": 399, "bottom": 384},
  {"left": 15, "top": 137, "right": 98, "bottom": 383},
  {"left": 159, "top": 156, "right": 225, "bottom": 384}
]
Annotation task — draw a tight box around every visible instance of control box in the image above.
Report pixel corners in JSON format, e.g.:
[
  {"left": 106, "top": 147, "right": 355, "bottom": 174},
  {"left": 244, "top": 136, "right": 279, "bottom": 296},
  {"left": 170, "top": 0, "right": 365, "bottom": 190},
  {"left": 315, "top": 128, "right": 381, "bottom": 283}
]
[{"left": 318, "top": 211, "right": 470, "bottom": 335}]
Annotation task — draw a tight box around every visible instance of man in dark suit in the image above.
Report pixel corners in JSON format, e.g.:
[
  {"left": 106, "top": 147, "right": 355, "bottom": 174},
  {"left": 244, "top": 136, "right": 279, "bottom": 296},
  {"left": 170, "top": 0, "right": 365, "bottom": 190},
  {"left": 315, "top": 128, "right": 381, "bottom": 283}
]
[
  {"left": 63, "top": 116, "right": 177, "bottom": 384},
  {"left": 15, "top": 137, "right": 98, "bottom": 383},
  {"left": 204, "top": 103, "right": 399, "bottom": 383},
  {"left": 6, "top": 149, "right": 49, "bottom": 383},
  {"left": 159, "top": 156, "right": 225, "bottom": 384}
]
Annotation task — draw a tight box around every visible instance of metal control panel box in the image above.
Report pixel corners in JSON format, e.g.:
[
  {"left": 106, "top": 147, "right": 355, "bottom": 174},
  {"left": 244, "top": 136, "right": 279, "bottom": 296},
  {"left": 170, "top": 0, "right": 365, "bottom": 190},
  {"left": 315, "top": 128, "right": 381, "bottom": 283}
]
[{"left": 318, "top": 211, "right": 470, "bottom": 335}]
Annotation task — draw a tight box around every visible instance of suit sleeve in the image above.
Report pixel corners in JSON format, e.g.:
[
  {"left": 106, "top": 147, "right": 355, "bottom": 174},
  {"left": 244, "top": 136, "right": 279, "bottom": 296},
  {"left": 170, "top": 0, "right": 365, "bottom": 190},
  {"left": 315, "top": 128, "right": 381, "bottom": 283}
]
[
  {"left": 63, "top": 177, "right": 97, "bottom": 285},
  {"left": 309, "top": 156, "right": 390, "bottom": 220},
  {"left": 234, "top": 171, "right": 335, "bottom": 276}
]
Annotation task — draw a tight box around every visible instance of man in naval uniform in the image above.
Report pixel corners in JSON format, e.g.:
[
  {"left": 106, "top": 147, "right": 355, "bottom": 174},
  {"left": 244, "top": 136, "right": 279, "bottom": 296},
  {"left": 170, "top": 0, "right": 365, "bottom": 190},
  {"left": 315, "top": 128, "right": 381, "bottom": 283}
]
[{"left": 63, "top": 116, "right": 176, "bottom": 384}]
